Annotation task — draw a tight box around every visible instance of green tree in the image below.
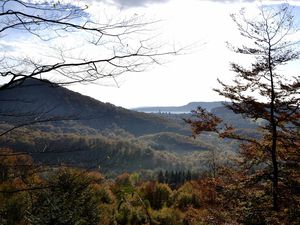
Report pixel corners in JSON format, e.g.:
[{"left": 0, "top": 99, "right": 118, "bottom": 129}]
[
  {"left": 153, "top": 207, "right": 183, "bottom": 225},
  {"left": 158, "top": 170, "right": 165, "bottom": 183}
]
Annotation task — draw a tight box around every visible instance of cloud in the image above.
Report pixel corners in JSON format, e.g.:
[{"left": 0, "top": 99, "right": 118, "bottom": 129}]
[
  {"left": 209, "top": 0, "right": 300, "bottom": 4},
  {"left": 209, "top": 0, "right": 282, "bottom": 2},
  {"left": 0, "top": 42, "right": 16, "bottom": 52},
  {"left": 104, "top": 0, "right": 169, "bottom": 8},
  {"left": 209, "top": 0, "right": 254, "bottom": 2},
  {"left": 101, "top": 0, "right": 298, "bottom": 8}
]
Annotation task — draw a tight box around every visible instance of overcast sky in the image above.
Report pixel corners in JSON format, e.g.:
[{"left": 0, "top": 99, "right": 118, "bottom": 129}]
[{"left": 2, "top": 0, "right": 300, "bottom": 108}]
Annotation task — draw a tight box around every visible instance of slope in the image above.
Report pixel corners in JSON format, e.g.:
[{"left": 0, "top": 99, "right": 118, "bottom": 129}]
[{"left": 0, "top": 78, "right": 187, "bottom": 136}]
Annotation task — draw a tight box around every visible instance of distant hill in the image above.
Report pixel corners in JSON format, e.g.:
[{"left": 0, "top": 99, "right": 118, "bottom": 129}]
[
  {"left": 135, "top": 102, "right": 258, "bottom": 131},
  {"left": 132, "top": 101, "right": 224, "bottom": 113},
  {"left": 211, "top": 106, "right": 259, "bottom": 130},
  {"left": 0, "top": 78, "right": 187, "bottom": 136},
  {"left": 0, "top": 78, "right": 243, "bottom": 173}
]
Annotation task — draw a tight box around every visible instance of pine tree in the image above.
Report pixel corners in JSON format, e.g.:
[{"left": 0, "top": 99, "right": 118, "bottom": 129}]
[
  {"left": 158, "top": 170, "right": 165, "bottom": 183},
  {"left": 186, "top": 4, "right": 299, "bottom": 212}
]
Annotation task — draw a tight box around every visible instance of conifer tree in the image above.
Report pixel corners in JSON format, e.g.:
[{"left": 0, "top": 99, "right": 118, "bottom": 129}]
[{"left": 186, "top": 4, "right": 300, "bottom": 211}]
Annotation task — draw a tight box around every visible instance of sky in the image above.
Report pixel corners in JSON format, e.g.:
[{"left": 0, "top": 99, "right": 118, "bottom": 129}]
[{"left": 1, "top": 0, "right": 300, "bottom": 109}]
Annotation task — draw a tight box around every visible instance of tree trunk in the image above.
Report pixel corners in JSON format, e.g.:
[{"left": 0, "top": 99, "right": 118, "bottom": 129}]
[{"left": 268, "top": 47, "right": 279, "bottom": 211}]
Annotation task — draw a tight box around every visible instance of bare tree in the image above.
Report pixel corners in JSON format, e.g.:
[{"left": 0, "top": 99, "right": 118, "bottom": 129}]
[
  {"left": 0, "top": 0, "right": 179, "bottom": 89},
  {"left": 0, "top": 0, "right": 181, "bottom": 137}
]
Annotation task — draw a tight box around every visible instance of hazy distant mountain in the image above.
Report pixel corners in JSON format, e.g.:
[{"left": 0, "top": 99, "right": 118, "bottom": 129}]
[
  {"left": 133, "top": 101, "right": 224, "bottom": 113},
  {"left": 0, "top": 78, "right": 187, "bottom": 136}
]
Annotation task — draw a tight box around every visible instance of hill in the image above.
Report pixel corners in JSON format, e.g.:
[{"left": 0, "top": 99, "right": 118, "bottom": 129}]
[
  {"left": 0, "top": 78, "right": 241, "bottom": 174},
  {"left": 0, "top": 78, "right": 211, "bottom": 173},
  {"left": 211, "top": 106, "right": 259, "bottom": 130},
  {"left": 138, "top": 132, "right": 212, "bottom": 152},
  {"left": 0, "top": 78, "right": 187, "bottom": 136},
  {"left": 133, "top": 101, "right": 223, "bottom": 113}
]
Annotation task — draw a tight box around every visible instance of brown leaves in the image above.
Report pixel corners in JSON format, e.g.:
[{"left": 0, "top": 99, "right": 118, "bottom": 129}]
[{"left": 184, "top": 107, "right": 222, "bottom": 137}]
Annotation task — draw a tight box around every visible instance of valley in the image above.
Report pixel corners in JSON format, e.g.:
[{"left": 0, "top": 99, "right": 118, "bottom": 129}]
[{"left": 0, "top": 78, "right": 247, "bottom": 175}]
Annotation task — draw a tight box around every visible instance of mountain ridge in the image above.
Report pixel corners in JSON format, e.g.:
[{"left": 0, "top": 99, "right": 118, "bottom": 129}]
[
  {"left": 0, "top": 78, "right": 187, "bottom": 136},
  {"left": 0, "top": 78, "right": 241, "bottom": 173},
  {"left": 132, "top": 101, "right": 224, "bottom": 113}
]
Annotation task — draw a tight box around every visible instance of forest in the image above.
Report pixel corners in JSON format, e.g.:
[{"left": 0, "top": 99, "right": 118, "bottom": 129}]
[{"left": 0, "top": 1, "right": 299, "bottom": 225}]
